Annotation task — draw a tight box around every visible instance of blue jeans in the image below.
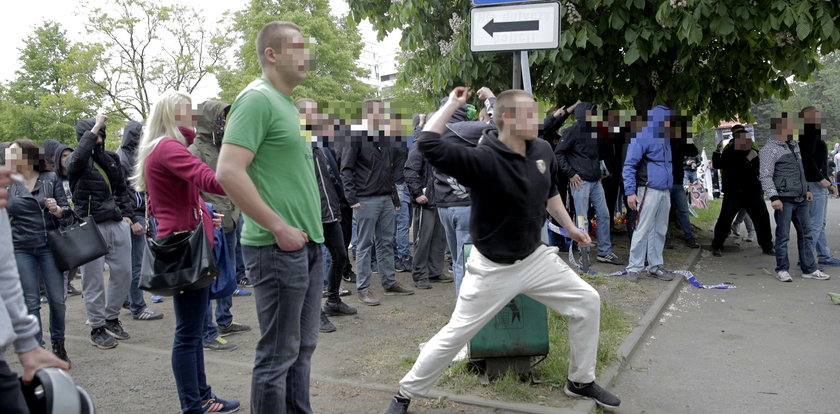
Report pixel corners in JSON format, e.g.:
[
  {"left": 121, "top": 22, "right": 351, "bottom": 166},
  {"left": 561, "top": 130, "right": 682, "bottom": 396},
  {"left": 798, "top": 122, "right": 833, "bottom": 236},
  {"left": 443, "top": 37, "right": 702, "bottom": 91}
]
[
  {"left": 437, "top": 205, "right": 472, "bottom": 295},
  {"left": 172, "top": 285, "right": 213, "bottom": 414},
  {"left": 355, "top": 196, "right": 397, "bottom": 292},
  {"left": 203, "top": 229, "right": 237, "bottom": 342},
  {"left": 394, "top": 183, "right": 412, "bottom": 263},
  {"left": 15, "top": 245, "right": 66, "bottom": 345},
  {"left": 244, "top": 243, "right": 322, "bottom": 414},
  {"left": 669, "top": 183, "right": 694, "bottom": 239},
  {"left": 684, "top": 170, "right": 697, "bottom": 186},
  {"left": 774, "top": 198, "right": 817, "bottom": 273},
  {"left": 128, "top": 216, "right": 149, "bottom": 315},
  {"left": 807, "top": 182, "right": 834, "bottom": 262},
  {"left": 570, "top": 180, "right": 613, "bottom": 257}
]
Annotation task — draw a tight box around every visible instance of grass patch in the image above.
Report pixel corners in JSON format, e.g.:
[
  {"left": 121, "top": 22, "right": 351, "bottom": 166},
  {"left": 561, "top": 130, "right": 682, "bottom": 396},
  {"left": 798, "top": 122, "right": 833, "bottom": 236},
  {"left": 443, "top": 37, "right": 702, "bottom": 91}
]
[
  {"left": 689, "top": 198, "right": 722, "bottom": 231},
  {"left": 437, "top": 300, "right": 632, "bottom": 403}
]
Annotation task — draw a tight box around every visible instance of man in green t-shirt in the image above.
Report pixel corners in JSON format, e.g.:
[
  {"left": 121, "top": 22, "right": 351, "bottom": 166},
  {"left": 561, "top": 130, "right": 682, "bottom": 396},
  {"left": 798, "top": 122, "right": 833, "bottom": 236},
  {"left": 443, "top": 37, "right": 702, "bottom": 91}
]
[{"left": 216, "top": 21, "right": 323, "bottom": 414}]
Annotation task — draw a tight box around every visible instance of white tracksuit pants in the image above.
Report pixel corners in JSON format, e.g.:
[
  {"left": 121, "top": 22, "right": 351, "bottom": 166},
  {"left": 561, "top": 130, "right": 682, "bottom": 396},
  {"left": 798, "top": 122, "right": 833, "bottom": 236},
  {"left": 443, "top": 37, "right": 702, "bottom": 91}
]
[{"left": 399, "top": 244, "right": 601, "bottom": 397}]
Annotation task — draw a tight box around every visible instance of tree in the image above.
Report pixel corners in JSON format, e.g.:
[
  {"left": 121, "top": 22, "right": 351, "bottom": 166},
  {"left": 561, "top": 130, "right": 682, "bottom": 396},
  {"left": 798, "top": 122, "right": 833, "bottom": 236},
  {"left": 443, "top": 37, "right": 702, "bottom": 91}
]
[
  {"left": 216, "top": 0, "right": 375, "bottom": 106},
  {"left": 0, "top": 22, "right": 100, "bottom": 144},
  {"left": 349, "top": 0, "right": 840, "bottom": 123},
  {"left": 82, "top": 0, "right": 227, "bottom": 121}
]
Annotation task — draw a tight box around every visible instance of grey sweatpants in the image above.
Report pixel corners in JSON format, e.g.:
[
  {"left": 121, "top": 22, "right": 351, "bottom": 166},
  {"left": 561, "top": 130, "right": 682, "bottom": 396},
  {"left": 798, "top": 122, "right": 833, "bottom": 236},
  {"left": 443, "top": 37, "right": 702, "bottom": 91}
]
[{"left": 80, "top": 220, "right": 132, "bottom": 328}]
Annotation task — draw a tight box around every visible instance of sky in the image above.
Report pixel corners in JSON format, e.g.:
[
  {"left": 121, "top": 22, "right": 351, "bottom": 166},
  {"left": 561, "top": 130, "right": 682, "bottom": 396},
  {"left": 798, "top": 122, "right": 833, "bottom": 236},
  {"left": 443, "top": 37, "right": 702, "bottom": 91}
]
[{"left": 0, "top": 0, "right": 401, "bottom": 103}]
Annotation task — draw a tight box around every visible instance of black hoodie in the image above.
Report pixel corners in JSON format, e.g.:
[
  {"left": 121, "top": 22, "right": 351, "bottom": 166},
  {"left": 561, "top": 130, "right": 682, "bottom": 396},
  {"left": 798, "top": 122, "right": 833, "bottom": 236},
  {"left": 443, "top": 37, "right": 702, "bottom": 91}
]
[
  {"left": 117, "top": 120, "right": 145, "bottom": 219},
  {"left": 66, "top": 118, "right": 133, "bottom": 223},
  {"left": 431, "top": 97, "right": 497, "bottom": 207},
  {"left": 417, "top": 128, "right": 558, "bottom": 264},
  {"left": 554, "top": 102, "right": 602, "bottom": 182},
  {"left": 52, "top": 143, "right": 74, "bottom": 200},
  {"left": 799, "top": 124, "right": 829, "bottom": 182}
]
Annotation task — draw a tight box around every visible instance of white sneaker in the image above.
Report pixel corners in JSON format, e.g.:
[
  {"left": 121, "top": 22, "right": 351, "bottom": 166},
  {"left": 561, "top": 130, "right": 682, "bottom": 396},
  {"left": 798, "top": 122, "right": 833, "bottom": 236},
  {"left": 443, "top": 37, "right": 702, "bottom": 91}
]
[
  {"left": 802, "top": 269, "right": 831, "bottom": 280},
  {"left": 776, "top": 270, "right": 793, "bottom": 282}
]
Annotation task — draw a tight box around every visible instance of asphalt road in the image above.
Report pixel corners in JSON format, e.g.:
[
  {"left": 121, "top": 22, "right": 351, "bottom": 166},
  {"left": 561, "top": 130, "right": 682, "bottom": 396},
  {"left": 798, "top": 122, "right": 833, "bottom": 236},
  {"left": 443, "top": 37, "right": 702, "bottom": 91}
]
[{"left": 612, "top": 199, "right": 840, "bottom": 414}]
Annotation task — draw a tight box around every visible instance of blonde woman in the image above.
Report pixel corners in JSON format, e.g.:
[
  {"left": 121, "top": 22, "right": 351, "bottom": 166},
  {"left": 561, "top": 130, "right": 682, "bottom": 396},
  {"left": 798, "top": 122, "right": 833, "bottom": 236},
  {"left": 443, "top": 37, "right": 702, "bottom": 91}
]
[{"left": 133, "top": 90, "right": 239, "bottom": 414}]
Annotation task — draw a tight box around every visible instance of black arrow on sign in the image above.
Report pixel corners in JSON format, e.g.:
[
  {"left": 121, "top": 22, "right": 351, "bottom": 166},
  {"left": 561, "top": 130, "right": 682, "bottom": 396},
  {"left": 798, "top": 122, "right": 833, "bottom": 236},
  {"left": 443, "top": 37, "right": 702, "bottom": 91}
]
[{"left": 483, "top": 18, "right": 540, "bottom": 37}]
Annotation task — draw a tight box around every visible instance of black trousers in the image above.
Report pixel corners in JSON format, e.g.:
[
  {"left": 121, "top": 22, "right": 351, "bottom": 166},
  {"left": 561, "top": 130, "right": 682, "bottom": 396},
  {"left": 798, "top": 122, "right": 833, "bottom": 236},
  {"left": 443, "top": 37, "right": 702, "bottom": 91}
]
[
  {"left": 410, "top": 205, "right": 446, "bottom": 282},
  {"left": 0, "top": 360, "right": 27, "bottom": 414},
  {"left": 712, "top": 193, "right": 773, "bottom": 250},
  {"left": 322, "top": 221, "right": 349, "bottom": 303},
  {"left": 339, "top": 205, "right": 354, "bottom": 277}
]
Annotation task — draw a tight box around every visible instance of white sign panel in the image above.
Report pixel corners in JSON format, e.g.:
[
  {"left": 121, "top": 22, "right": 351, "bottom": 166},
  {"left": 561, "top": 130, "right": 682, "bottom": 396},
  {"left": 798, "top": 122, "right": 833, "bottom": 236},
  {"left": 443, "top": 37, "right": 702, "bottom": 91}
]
[{"left": 470, "top": 2, "right": 560, "bottom": 53}]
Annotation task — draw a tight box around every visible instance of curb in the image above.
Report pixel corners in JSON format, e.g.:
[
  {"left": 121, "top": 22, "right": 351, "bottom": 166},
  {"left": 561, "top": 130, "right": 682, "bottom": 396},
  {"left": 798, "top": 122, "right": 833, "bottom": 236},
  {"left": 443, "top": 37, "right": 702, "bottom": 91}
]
[{"left": 589, "top": 247, "right": 704, "bottom": 412}]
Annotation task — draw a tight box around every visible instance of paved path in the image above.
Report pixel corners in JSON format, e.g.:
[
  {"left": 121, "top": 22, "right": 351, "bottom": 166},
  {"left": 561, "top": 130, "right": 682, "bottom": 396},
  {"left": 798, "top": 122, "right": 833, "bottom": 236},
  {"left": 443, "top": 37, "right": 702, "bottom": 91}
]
[{"left": 612, "top": 200, "right": 840, "bottom": 414}]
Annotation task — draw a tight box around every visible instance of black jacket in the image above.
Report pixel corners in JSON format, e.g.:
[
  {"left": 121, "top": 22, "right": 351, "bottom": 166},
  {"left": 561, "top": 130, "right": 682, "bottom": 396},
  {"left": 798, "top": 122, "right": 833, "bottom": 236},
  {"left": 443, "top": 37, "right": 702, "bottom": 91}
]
[
  {"left": 799, "top": 124, "right": 830, "bottom": 182},
  {"left": 116, "top": 120, "right": 145, "bottom": 220},
  {"left": 339, "top": 128, "right": 399, "bottom": 206},
  {"left": 715, "top": 142, "right": 763, "bottom": 198},
  {"left": 670, "top": 138, "right": 699, "bottom": 184},
  {"left": 555, "top": 103, "right": 602, "bottom": 182},
  {"left": 540, "top": 110, "right": 572, "bottom": 149},
  {"left": 404, "top": 147, "right": 436, "bottom": 208},
  {"left": 431, "top": 101, "right": 498, "bottom": 207},
  {"left": 66, "top": 119, "right": 133, "bottom": 223},
  {"left": 418, "top": 129, "right": 558, "bottom": 264},
  {"left": 314, "top": 147, "right": 343, "bottom": 223},
  {"left": 6, "top": 172, "right": 72, "bottom": 249}
]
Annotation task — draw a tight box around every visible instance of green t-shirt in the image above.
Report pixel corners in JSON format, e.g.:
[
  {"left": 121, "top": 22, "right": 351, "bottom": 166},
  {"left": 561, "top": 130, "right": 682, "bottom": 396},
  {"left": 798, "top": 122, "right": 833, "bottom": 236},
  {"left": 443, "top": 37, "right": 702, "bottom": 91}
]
[{"left": 223, "top": 78, "right": 324, "bottom": 246}]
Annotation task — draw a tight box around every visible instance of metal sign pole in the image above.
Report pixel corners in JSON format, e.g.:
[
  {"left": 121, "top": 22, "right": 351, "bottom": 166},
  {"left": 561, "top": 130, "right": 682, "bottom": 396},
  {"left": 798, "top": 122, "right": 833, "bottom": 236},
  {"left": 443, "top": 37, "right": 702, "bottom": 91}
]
[
  {"left": 512, "top": 51, "right": 522, "bottom": 89},
  {"left": 520, "top": 51, "right": 532, "bottom": 93}
]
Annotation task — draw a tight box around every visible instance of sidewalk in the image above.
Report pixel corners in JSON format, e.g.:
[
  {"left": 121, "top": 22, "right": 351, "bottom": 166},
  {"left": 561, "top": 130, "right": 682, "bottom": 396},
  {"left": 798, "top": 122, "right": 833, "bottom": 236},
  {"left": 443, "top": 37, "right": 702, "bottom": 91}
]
[{"left": 611, "top": 202, "right": 840, "bottom": 413}]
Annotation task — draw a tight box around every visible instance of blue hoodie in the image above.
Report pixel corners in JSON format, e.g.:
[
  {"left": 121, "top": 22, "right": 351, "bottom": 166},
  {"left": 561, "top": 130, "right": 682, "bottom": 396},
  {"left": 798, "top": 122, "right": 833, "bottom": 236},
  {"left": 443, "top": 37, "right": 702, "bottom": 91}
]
[{"left": 622, "top": 105, "right": 674, "bottom": 194}]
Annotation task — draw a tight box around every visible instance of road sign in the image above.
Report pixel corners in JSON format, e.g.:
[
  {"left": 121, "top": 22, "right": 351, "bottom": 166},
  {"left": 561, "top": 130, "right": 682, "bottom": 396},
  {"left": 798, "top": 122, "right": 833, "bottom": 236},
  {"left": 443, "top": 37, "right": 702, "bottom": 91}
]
[{"left": 470, "top": 2, "right": 560, "bottom": 53}]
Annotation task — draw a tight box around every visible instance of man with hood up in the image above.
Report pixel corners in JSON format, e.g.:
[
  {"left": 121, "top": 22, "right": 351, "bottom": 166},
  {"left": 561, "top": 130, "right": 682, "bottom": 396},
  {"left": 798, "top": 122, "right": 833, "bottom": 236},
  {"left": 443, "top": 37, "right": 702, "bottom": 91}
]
[
  {"left": 66, "top": 115, "right": 136, "bottom": 349},
  {"left": 50, "top": 141, "right": 82, "bottom": 297},
  {"left": 555, "top": 102, "right": 624, "bottom": 266},
  {"left": 189, "top": 100, "right": 252, "bottom": 351},
  {"left": 116, "top": 120, "right": 164, "bottom": 322},
  {"left": 622, "top": 106, "right": 677, "bottom": 283}
]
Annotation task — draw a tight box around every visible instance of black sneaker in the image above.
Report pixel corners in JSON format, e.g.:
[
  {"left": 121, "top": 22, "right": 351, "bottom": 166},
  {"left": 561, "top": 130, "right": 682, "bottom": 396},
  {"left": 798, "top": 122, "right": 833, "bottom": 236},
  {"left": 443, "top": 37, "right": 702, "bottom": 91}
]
[
  {"left": 762, "top": 247, "right": 775, "bottom": 256},
  {"left": 712, "top": 248, "right": 722, "bottom": 257},
  {"left": 429, "top": 275, "right": 453, "bottom": 283},
  {"left": 104, "top": 319, "right": 130, "bottom": 340},
  {"left": 217, "top": 322, "right": 251, "bottom": 337},
  {"left": 647, "top": 267, "right": 675, "bottom": 281},
  {"left": 384, "top": 394, "right": 411, "bottom": 414},
  {"left": 685, "top": 237, "right": 700, "bottom": 248},
  {"left": 564, "top": 380, "right": 621, "bottom": 409},
  {"left": 596, "top": 252, "right": 624, "bottom": 265},
  {"left": 342, "top": 272, "right": 357, "bottom": 283},
  {"left": 324, "top": 300, "right": 358, "bottom": 316},
  {"left": 320, "top": 312, "right": 337, "bottom": 333},
  {"left": 90, "top": 327, "right": 118, "bottom": 349},
  {"left": 52, "top": 339, "right": 71, "bottom": 366},
  {"left": 237, "top": 277, "right": 253, "bottom": 288},
  {"left": 66, "top": 283, "right": 81, "bottom": 296},
  {"left": 414, "top": 279, "right": 432, "bottom": 289}
]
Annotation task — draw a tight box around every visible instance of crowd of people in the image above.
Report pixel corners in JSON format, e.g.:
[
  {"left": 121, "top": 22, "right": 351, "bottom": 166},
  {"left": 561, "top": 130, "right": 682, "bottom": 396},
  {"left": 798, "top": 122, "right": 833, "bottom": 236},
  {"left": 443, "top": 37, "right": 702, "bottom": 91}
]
[{"left": 0, "top": 19, "right": 837, "bottom": 414}]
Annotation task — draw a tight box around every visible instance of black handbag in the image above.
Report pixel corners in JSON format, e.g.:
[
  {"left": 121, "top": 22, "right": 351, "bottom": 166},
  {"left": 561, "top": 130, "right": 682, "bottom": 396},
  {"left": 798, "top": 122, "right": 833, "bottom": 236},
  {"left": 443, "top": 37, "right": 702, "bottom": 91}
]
[
  {"left": 138, "top": 204, "right": 218, "bottom": 296},
  {"left": 46, "top": 211, "right": 108, "bottom": 272}
]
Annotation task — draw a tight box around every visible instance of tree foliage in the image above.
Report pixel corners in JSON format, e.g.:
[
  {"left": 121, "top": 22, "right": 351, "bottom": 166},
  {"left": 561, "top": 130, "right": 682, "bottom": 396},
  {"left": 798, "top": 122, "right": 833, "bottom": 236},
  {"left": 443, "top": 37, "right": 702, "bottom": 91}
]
[
  {"left": 216, "top": 0, "right": 375, "bottom": 106},
  {"left": 0, "top": 22, "right": 100, "bottom": 144},
  {"left": 82, "top": 0, "right": 227, "bottom": 120},
  {"left": 350, "top": 0, "right": 840, "bottom": 123}
]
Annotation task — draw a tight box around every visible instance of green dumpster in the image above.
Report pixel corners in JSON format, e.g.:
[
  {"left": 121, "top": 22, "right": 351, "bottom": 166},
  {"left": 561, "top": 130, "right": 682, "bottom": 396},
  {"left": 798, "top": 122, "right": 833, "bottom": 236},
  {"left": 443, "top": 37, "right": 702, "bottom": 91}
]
[{"left": 464, "top": 244, "right": 549, "bottom": 375}]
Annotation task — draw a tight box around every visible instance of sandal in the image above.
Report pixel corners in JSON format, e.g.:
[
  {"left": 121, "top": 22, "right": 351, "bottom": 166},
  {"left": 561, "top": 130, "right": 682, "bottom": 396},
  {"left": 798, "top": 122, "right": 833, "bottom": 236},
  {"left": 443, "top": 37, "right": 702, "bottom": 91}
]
[{"left": 201, "top": 397, "right": 241, "bottom": 414}]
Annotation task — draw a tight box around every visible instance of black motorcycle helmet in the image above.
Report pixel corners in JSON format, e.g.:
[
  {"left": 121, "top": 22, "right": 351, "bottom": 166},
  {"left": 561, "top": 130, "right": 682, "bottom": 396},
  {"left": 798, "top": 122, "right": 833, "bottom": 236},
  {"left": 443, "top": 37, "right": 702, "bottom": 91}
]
[{"left": 20, "top": 368, "right": 95, "bottom": 414}]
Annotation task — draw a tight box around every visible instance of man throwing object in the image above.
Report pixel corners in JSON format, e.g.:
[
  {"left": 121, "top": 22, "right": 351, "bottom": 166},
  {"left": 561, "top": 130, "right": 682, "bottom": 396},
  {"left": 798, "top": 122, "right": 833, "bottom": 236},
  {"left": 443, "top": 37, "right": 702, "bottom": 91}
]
[{"left": 384, "top": 87, "right": 620, "bottom": 413}]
